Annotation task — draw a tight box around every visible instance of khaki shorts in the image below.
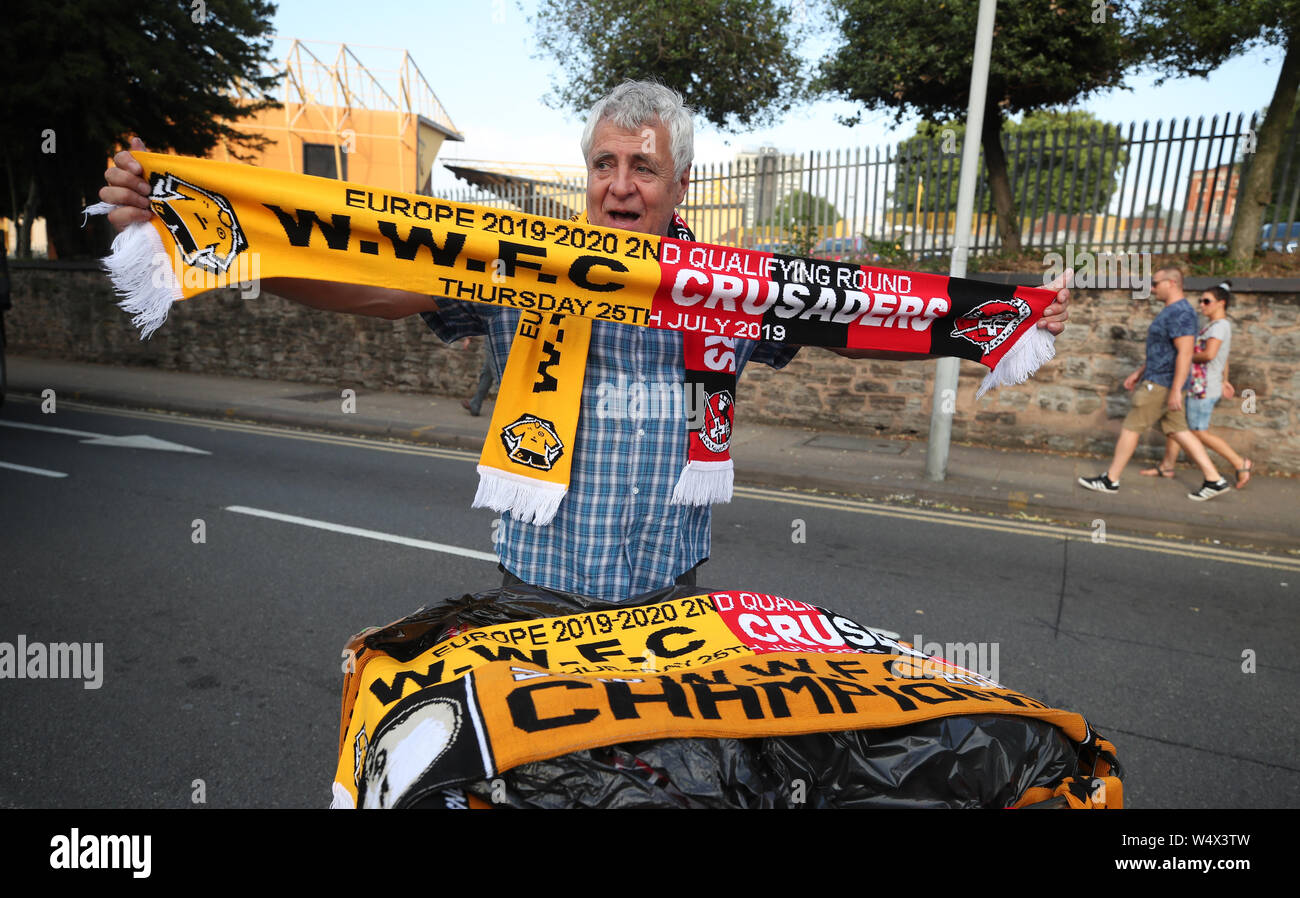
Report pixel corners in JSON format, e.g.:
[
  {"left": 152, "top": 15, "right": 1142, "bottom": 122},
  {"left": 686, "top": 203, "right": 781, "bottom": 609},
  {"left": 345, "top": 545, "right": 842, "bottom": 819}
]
[{"left": 1122, "top": 381, "right": 1189, "bottom": 434}]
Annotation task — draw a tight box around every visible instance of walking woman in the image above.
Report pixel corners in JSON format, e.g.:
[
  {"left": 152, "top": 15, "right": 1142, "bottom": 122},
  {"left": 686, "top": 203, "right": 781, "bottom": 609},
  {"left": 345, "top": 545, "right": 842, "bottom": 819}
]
[{"left": 1142, "top": 281, "right": 1253, "bottom": 487}]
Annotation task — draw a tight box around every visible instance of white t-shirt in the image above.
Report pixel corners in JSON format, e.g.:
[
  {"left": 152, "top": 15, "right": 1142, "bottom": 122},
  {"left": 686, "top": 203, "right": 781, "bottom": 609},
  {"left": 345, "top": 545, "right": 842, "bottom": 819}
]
[{"left": 1199, "top": 318, "right": 1231, "bottom": 399}]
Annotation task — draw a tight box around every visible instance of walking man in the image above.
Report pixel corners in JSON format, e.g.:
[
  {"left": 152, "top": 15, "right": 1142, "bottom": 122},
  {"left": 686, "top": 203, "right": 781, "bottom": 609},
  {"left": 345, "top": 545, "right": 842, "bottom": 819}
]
[
  {"left": 460, "top": 340, "right": 497, "bottom": 417},
  {"left": 1078, "top": 266, "right": 1231, "bottom": 501}
]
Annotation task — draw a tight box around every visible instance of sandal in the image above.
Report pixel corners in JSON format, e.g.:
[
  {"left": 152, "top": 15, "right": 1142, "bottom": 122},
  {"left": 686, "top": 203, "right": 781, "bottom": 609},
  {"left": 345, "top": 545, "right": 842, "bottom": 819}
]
[
  {"left": 1236, "top": 459, "right": 1253, "bottom": 489},
  {"left": 1139, "top": 466, "right": 1176, "bottom": 478}
]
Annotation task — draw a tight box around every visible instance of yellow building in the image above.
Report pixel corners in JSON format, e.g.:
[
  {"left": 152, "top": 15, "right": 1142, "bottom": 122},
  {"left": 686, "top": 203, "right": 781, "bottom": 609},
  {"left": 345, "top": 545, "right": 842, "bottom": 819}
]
[
  {"left": 213, "top": 39, "right": 463, "bottom": 195},
  {"left": 3, "top": 40, "right": 462, "bottom": 259}
]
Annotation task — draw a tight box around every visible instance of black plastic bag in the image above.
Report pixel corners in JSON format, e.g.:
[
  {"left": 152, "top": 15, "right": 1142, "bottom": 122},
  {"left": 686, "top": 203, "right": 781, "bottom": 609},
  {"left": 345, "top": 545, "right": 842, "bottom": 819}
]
[{"left": 351, "top": 583, "right": 1116, "bottom": 809}]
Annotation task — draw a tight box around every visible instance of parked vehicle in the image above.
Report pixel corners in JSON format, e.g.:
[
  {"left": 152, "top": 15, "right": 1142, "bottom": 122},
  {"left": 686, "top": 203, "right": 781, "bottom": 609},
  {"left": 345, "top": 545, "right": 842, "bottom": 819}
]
[
  {"left": 1260, "top": 221, "right": 1300, "bottom": 253},
  {"left": 814, "top": 236, "right": 865, "bottom": 260},
  {"left": 813, "top": 236, "right": 889, "bottom": 264},
  {"left": 750, "top": 241, "right": 802, "bottom": 255}
]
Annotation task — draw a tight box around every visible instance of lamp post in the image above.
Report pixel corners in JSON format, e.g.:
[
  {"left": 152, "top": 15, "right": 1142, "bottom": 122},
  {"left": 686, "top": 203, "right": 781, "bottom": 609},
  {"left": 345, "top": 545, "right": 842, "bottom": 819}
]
[{"left": 926, "top": 0, "right": 998, "bottom": 481}]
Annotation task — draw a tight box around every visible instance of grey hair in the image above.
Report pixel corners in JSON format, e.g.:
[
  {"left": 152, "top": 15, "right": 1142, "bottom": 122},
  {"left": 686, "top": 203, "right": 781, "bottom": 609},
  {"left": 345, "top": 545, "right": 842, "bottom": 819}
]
[{"left": 580, "top": 81, "right": 695, "bottom": 182}]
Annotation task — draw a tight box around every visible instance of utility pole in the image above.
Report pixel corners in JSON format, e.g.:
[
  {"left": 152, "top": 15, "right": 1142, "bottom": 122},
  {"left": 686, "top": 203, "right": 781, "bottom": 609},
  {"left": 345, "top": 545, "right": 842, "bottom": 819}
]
[{"left": 925, "top": 0, "right": 998, "bottom": 481}]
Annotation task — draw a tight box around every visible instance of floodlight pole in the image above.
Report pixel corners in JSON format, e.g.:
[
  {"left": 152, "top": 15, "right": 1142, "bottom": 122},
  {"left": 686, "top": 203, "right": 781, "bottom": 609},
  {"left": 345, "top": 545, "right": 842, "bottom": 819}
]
[{"left": 925, "top": 0, "right": 998, "bottom": 481}]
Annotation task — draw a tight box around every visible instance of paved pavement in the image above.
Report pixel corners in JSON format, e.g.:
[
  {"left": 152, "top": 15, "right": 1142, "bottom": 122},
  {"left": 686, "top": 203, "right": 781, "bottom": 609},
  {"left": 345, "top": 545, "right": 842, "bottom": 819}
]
[{"left": 7, "top": 354, "right": 1297, "bottom": 555}]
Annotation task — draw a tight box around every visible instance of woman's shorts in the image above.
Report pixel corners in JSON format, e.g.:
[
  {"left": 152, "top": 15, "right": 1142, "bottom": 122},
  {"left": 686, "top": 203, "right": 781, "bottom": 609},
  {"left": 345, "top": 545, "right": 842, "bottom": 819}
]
[{"left": 1185, "top": 395, "right": 1218, "bottom": 431}]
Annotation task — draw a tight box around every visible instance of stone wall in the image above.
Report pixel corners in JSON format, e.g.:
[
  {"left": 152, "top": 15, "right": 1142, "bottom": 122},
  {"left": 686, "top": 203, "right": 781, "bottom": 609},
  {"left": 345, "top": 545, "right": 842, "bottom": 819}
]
[
  {"left": 9, "top": 264, "right": 1299, "bottom": 472},
  {"left": 740, "top": 283, "right": 1299, "bottom": 472},
  {"left": 8, "top": 264, "right": 487, "bottom": 396}
]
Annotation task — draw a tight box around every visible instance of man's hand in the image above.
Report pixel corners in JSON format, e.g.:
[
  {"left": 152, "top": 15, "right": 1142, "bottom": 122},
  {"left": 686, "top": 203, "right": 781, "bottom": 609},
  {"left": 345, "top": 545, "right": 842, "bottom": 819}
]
[
  {"left": 1038, "top": 268, "right": 1071, "bottom": 334},
  {"left": 1167, "top": 390, "right": 1184, "bottom": 412},
  {"left": 99, "top": 137, "right": 153, "bottom": 232},
  {"left": 1123, "top": 370, "right": 1141, "bottom": 391},
  {"left": 1223, "top": 381, "right": 1235, "bottom": 400}
]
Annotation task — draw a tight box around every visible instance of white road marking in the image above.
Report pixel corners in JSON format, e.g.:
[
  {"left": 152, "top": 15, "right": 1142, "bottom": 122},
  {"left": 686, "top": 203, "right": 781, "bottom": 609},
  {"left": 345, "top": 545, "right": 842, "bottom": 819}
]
[
  {"left": 0, "top": 461, "right": 68, "bottom": 478},
  {"left": 0, "top": 420, "right": 103, "bottom": 438},
  {"left": 0, "top": 419, "right": 210, "bottom": 454},
  {"left": 8, "top": 399, "right": 472, "bottom": 460},
  {"left": 224, "top": 505, "right": 498, "bottom": 562},
  {"left": 20, "top": 398, "right": 1293, "bottom": 571},
  {"left": 79, "top": 434, "right": 210, "bottom": 453}
]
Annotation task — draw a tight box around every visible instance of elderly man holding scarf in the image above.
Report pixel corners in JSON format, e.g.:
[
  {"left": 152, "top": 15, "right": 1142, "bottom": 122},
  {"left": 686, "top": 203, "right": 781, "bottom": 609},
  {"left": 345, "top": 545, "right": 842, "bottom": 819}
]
[{"left": 100, "top": 80, "right": 1071, "bottom": 603}]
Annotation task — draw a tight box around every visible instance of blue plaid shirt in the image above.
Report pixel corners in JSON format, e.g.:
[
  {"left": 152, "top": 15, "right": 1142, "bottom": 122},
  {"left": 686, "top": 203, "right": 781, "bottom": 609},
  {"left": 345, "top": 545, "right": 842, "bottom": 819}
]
[{"left": 421, "top": 303, "right": 798, "bottom": 602}]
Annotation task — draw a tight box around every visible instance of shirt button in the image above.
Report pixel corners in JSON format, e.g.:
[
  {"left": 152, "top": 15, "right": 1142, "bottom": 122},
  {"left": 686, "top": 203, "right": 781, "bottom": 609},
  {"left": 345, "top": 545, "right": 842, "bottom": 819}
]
[
  {"left": 637, "top": 428, "right": 645, "bottom": 437},
  {"left": 631, "top": 487, "right": 639, "bottom": 495}
]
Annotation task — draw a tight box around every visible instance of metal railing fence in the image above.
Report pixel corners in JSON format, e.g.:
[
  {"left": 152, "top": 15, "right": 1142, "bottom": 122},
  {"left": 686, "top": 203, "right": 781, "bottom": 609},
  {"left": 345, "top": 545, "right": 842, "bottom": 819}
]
[{"left": 435, "top": 111, "right": 1300, "bottom": 259}]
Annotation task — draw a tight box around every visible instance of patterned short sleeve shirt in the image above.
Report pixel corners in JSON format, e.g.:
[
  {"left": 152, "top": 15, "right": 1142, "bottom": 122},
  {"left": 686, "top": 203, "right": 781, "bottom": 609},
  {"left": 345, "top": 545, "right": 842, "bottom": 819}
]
[{"left": 1144, "top": 298, "right": 1199, "bottom": 389}]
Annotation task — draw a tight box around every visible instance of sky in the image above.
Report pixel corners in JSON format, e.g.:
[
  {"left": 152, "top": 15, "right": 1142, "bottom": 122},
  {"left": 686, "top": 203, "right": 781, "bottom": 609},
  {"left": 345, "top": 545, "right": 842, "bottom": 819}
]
[{"left": 268, "top": 0, "right": 1287, "bottom": 193}]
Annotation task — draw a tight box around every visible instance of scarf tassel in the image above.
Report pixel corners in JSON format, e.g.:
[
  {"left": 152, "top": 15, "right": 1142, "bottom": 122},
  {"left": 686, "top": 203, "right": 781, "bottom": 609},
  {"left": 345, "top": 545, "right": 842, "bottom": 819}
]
[
  {"left": 976, "top": 325, "right": 1056, "bottom": 399},
  {"left": 671, "top": 460, "right": 734, "bottom": 506},
  {"left": 473, "top": 466, "right": 568, "bottom": 526},
  {"left": 82, "top": 209, "right": 179, "bottom": 340}
]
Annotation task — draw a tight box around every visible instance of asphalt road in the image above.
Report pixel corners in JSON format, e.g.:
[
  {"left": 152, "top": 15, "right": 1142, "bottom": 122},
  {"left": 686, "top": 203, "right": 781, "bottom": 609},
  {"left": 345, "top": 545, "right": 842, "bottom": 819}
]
[{"left": 1, "top": 400, "right": 1295, "bottom": 808}]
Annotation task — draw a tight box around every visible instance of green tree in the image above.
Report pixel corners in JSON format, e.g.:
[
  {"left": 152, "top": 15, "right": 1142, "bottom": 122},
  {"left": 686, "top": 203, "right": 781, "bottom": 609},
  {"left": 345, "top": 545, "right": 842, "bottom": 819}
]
[
  {"left": 1260, "top": 96, "right": 1300, "bottom": 228},
  {"left": 892, "top": 111, "right": 1129, "bottom": 220},
  {"left": 0, "top": 0, "right": 279, "bottom": 259},
  {"left": 761, "top": 189, "right": 843, "bottom": 255},
  {"left": 819, "top": 0, "right": 1138, "bottom": 253},
  {"left": 531, "top": 0, "right": 812, "bottom": 131},
  {"left": 1135, "top": 0, "right": 1300, "bottom": 261}
]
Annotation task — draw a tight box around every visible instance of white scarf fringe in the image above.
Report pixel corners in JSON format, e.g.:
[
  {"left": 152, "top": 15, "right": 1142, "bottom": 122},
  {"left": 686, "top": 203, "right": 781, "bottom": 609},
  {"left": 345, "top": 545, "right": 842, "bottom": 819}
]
[
  {"left": 473, "top": 466, "right": 568, "bottom": 526},
  {"left": 671, "top": 460, "right": 734, "bottom": 506},
  {"left": 82, "top": 204, "right": 179, "bottom": 340},
  {"left": 329, "top": 781, "right": 355, "bottom": 809},
  {"left": 976, "top": 325, "right": 1056, "bottom": 399}
]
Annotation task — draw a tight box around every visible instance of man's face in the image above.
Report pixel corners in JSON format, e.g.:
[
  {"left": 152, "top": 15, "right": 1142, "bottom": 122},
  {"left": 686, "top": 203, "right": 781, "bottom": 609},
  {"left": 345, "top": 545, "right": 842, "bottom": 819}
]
[
  {"left": 1151, "top": 271, "right": 1179, "bottom": 303},
  {"left": 585, "top": 117, "right": 689, "bottom": 237}
]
